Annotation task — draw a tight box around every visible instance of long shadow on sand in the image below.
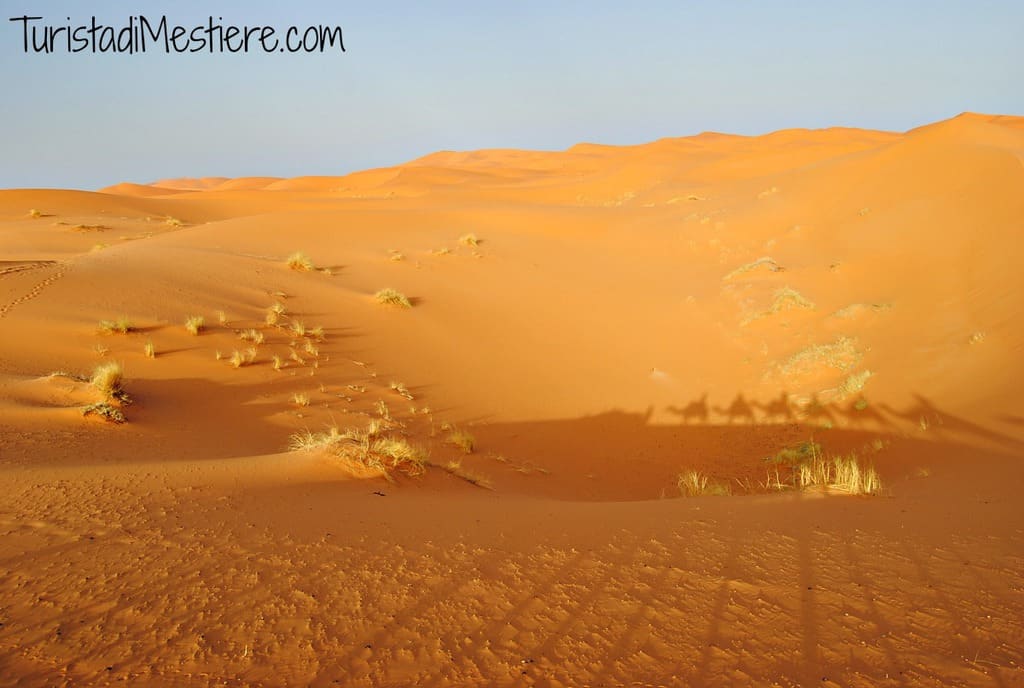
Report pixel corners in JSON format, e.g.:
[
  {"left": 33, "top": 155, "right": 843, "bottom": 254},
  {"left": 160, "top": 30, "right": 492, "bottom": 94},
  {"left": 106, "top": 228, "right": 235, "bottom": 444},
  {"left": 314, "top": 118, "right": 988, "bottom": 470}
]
[{"left": 470, "top": 392, "right": 1022, "bottom": 501}]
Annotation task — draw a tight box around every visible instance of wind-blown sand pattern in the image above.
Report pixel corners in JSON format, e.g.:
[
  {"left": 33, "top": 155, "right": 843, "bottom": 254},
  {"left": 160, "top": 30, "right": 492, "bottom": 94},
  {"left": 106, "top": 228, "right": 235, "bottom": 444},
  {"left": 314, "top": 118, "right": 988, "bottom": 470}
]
[{"left": 1, "top": 112, "right": 1023, "bottom": 686}]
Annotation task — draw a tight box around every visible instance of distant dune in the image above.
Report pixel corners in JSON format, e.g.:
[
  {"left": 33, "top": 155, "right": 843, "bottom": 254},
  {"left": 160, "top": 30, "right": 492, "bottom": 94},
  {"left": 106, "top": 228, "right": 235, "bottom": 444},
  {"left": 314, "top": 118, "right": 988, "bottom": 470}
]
[
  {"left": 97, "top": 182, "right": 191, "bottom": 197},
  {"left": 150, "top": 176, "right": 232, "bottom": 191},
  {"left": 1, "top": 112, "right": 1022, "bottom": 686}
]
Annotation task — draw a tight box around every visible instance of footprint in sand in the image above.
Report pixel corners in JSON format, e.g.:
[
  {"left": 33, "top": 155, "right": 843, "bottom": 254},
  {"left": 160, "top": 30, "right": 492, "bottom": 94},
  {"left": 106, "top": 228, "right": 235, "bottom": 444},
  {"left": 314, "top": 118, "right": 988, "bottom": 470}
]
[{"left": 0, "top": 262, "right": 67, "bottom": 319}]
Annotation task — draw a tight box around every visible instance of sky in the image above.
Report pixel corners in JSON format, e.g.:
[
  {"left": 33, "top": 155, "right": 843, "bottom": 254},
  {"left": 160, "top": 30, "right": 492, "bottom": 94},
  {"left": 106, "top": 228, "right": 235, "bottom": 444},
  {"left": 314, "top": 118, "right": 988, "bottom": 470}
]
[{"left": 1, "top": 0, "right": 1021, "bottom": 189}]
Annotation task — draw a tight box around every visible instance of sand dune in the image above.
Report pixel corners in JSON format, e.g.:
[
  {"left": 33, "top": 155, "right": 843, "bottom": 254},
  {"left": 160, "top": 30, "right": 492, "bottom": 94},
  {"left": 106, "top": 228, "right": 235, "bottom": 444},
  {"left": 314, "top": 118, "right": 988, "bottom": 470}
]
[
  {"left": 96, "top": 182, "right": 192, "bottom": 198},
  {"left": 1, "top": 113, "right": 1022, "bottom": 686},
  {"left": 151, "top": 176, "right": 232, "bottom": 191}
]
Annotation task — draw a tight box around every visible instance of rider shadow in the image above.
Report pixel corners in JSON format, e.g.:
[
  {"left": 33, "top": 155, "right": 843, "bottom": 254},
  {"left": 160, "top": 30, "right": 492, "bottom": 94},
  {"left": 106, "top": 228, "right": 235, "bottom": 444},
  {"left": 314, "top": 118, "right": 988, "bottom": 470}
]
[
  {"left": 713, "top": 393, "right": 756, "bottom": 425},
  {"left": 752, "top": 391, "right": 795, "bottom": 424},
  {"left": 797, "top": 394, "right": 835, "bottom": 426},
  {"left": 667, "top": 393, "right": 709, "bottom": 424}
]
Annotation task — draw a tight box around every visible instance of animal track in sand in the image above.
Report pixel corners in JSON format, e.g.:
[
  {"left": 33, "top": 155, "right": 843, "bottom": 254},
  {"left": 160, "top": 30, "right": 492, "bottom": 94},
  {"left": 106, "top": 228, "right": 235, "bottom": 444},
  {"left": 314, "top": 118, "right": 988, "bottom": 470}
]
[
  {"left": 0, "top": 261, "right": 67, "bottom": 319},
  {"left": 0, "top": 259, "right": 58, "bottom": 278}
]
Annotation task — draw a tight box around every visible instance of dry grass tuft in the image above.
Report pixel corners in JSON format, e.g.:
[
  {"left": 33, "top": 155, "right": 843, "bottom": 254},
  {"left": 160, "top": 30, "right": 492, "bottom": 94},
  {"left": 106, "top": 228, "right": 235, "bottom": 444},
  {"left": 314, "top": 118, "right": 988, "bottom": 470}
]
[
  {"left": 82, "top": 402, "right": 126, "bottom": 423},
  {"left": 677, "top": 470, "right": 731, "bottom": 497},
  {"left": 439, "top": 458, "right": 493, "bottom": 489},
  {"left": 165, "top": 217, "right": 184, "bottom": 227},
  {"left": 90, "top": 361, "right": 125, "bottom": 399},
  {"left": 459, "top": 233, "right": 480, "bottom": 247},
  {"left": 239, "top": 329, "right": 265, "bottom": 345},
  {"left": 29, "top": 208, "right": 43, "bottom": 218},
  {"left": 265, "top": 302, "right": 288, "bottom": 327},
  {"left": 287, "top": 252, "right": 314, "bottom": 271},
  {"left": 144, "top": 340, "right": 156, "bottom": 359},
  {"left": 796, "top": 451, "right": 882, "bottom": 495},
  {"left": 272, "top": 354, "right": 284, "bottom": 371},
  {"left": 97, "top": 316, "right": 133, "bottom": 335},
  {"left": 390, "top": 381, "right": 414, "bottom": 400},
  {"left": 229, "top": 349, "right": 257, "bottom": 368},
  {"left": 185, "top": 315, "right": 205, "bottom": 336},
  {"left": 88, "top": 361, "right": 131, "bottom": 410},
  {"left": 375, "top": 288, "right": 412, "bottom": 308},
  {"left": 289, "top": 424, "right": 427, "bottom": 479},
  {"left": 292, "top": 392, "right": 310, "bottom": 407},
  {"left": 765, "top": 441, "right": 881, "bottom": 495},
  {"left": 447, "top": 428, "right": 475, "bottom": 454}
]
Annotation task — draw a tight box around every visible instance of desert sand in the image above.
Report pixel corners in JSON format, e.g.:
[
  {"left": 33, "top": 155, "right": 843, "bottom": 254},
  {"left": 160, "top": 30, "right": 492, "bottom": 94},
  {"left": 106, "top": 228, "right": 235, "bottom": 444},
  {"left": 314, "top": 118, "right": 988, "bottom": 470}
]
[{"left": 1, "top": 112, "right": 1022, "bottom": 686}]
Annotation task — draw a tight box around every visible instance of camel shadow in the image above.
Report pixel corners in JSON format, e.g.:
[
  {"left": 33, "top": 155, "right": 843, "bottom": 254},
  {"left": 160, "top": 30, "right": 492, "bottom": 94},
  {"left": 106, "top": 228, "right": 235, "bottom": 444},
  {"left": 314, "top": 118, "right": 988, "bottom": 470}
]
[
  {"left": 667, "top": 393, "right": 709, "bottom": 424},
  {"left": 713, "top": 393, "right": 756, "bottom": 425},
  {"left": 878, "top": 394, "right": 1021, "bottom": 447},
  {"left": 752, "top": 391, "right": 795, "bottom": 424}
]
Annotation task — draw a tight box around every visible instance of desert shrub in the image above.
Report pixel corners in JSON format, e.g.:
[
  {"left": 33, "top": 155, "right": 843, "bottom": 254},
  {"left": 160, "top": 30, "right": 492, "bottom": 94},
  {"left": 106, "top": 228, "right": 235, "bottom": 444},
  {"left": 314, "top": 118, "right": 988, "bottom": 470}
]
[
  {"left": 229, "top": 349, "right": 256, "bottom": 368},
  {"left": 82, "top": 402, "right": 126, "bottom": 423},
  {"left": 289, "top": 424, "right": 427, "bottom": 479},
  {"left": 97, "top": 316, "right": 133, "bottom": 335},
  {"left": 375, "top": 288, "right": 411, "bottom": 308},
  {"left": 239, "top": 329, "right": 264, "bottom": 345},
  {"left": 287, "top": 252, "right": 314, "bottom": 271},
  {"left": 765, "top": 441, "right": 881, "bottom": 495},
  {"left": 677, "top": 470, "right": 731, "bottom": 497},
  {"left": 390, "top": 381, "right": 414, "bottom": 400},
  {"left": 448, "top": 428, "right": 475, "bottom": 454},
  {"left": 796, "top": 452, "right": 882, "bottom": 495},
  {"left": 90, "top": 361, "right": 125, "bottom": 399},
  {"left": 185, "top": 315, "right": 205, "bottom": 336},
  {"left": 439, "top": 458, "right": 493, "bottom": 489}
]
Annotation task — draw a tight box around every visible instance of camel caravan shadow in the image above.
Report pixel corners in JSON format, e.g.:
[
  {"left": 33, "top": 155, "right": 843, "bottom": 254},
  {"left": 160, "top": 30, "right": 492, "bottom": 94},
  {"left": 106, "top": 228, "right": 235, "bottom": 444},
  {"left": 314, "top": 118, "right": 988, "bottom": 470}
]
[
  {"left": 666, "top": 391, "right": 979, "bottom": 436},
  {"left": 470, "top": 393, "right": 1022, "bottom": 501}
]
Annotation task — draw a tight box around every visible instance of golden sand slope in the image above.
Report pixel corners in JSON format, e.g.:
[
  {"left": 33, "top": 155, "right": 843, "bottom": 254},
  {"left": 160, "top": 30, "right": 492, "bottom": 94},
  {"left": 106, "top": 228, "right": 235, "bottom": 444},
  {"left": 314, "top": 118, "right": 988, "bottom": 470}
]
[{"left": 1, "top": 113, "right": 1022, "bottom": 686}]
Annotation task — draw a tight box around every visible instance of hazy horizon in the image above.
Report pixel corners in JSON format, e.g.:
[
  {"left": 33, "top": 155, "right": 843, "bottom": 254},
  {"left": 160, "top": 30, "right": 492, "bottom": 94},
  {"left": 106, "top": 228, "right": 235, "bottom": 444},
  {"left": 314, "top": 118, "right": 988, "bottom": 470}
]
[{"left": 2, "top": 0, "right": 1021, "bottom": 190}]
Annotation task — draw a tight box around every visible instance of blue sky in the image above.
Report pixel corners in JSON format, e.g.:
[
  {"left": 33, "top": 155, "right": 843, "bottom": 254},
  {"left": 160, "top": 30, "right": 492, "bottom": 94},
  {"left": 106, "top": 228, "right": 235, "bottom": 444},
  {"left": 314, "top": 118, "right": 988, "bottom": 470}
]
[{"left": 1, "top": 1, "right": 1021, "bottom": 189}]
